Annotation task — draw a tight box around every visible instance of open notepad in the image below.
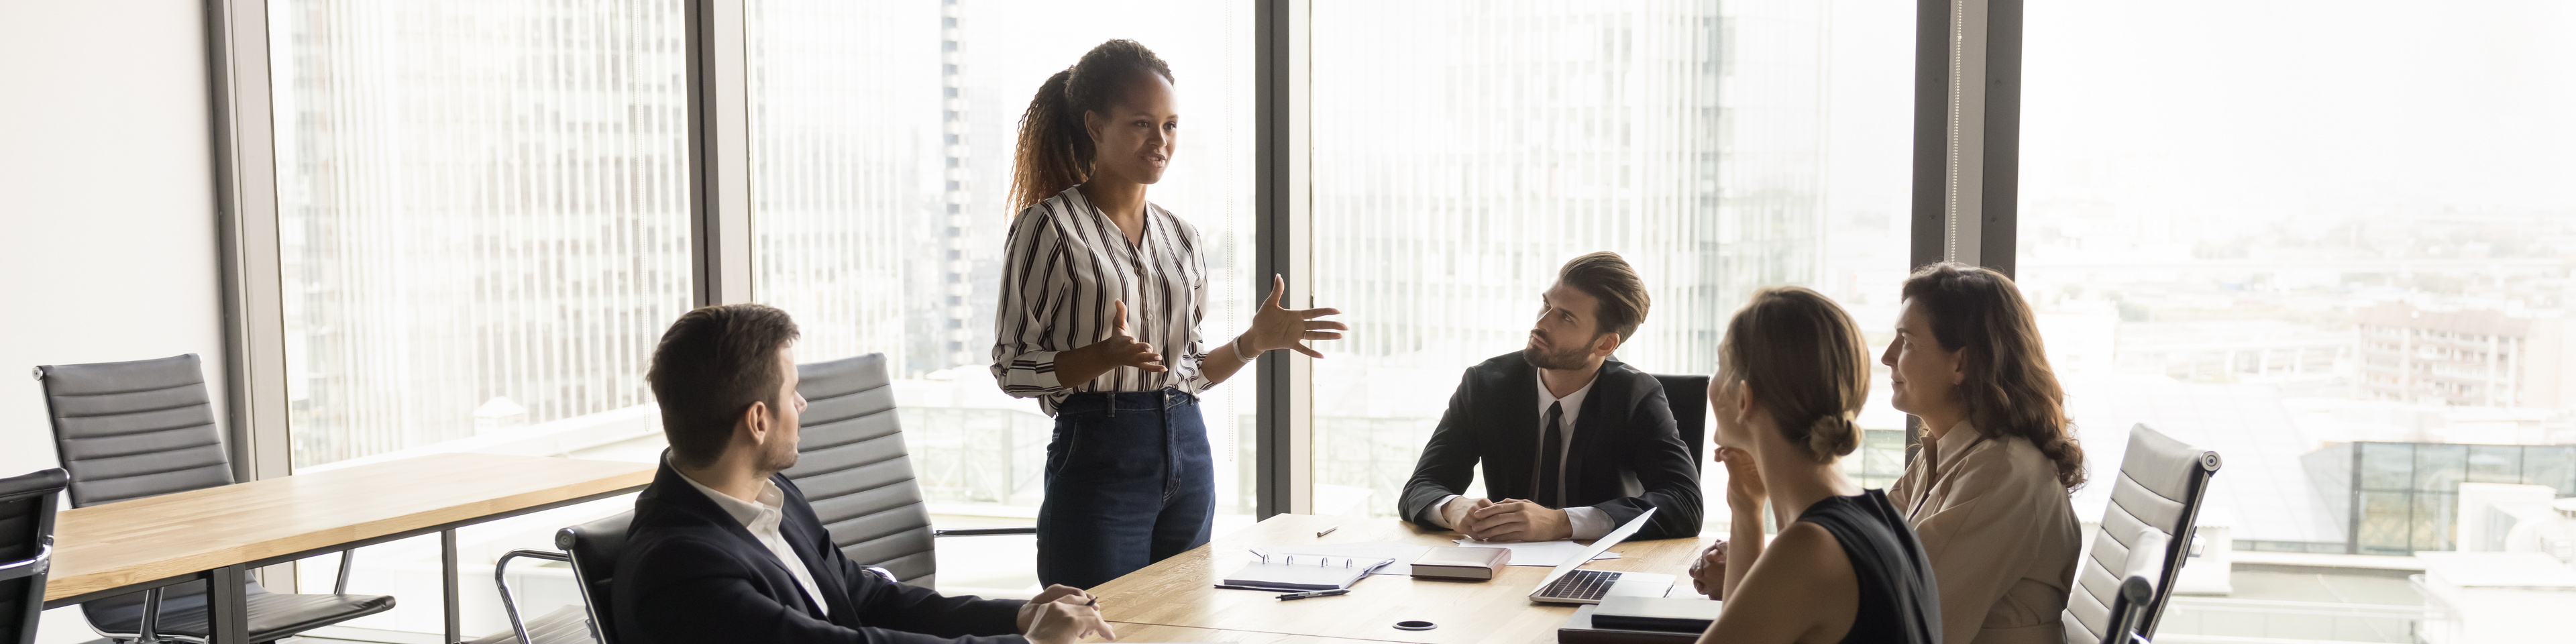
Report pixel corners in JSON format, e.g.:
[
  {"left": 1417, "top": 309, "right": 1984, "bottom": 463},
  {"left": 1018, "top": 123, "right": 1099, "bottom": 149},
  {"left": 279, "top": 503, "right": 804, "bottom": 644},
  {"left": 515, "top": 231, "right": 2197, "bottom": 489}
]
[{"left": 1220, "top": 551, "right": 1397, "bottom": 591}]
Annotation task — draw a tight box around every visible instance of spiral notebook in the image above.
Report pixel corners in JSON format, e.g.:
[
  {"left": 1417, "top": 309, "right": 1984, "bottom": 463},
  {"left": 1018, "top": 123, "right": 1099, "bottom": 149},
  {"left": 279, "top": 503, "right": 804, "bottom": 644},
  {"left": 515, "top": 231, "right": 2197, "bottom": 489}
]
[{"left": 1220, "top": 551, "right": 1397, "bottom": 591}]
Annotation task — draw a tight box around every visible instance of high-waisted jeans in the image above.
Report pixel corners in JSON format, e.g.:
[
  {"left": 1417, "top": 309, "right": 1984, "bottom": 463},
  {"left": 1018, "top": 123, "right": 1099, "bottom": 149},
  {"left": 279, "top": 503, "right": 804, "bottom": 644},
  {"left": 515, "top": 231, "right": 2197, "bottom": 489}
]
[{"left": 1035, "top": 388, "right": 1215, "bottom": 588}]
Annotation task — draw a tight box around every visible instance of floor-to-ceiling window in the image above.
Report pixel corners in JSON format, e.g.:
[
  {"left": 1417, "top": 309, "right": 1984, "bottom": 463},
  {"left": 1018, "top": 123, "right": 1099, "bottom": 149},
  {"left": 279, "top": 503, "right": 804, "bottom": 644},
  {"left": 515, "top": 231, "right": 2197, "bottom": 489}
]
[
  {"left": 744, "top": 0, "right": 1256, "bottom": 597},
  {"left": 267, "top": 0, "right": 690, "bottom": 635},
  {"left": 2020, "top": 1, "right": 2576, "bottom": 640},
  {"left": 1304, "top": 0, "right": 1915, "bottom": 523}
]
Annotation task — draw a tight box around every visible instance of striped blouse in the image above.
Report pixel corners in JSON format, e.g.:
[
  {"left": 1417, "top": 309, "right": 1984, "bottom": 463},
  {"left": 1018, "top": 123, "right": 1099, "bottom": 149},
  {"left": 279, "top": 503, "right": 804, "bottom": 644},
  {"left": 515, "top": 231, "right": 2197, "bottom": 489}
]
[{"left": 991, "top": 186, "right": 1214, "bottom": 415}]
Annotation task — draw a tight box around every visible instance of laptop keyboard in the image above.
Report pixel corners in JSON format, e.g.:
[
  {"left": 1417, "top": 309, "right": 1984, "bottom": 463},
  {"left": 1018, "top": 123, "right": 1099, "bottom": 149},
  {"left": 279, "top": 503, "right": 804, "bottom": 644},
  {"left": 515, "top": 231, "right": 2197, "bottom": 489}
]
[{"left": 1540, "top": 569, "right": 1623, "bottom": 600}]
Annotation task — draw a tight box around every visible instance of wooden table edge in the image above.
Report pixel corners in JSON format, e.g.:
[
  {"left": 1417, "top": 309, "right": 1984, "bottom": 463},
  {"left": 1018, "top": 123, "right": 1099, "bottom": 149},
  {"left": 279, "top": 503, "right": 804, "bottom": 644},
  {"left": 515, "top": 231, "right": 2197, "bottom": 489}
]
[{"left": 42, "top": 455, "right": 653, "bottom": 606}]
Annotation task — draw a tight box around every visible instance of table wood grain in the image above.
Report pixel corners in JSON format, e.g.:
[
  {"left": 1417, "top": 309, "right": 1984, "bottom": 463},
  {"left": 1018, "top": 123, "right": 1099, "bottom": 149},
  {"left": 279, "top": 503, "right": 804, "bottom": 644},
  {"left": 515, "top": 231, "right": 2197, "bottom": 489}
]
[
  {"left": 1108, "top": 623, "right": 1416, "bottom": 643},
  {"left": 45, "top": 452, "right": 654, "bottom": 602},
  {"left": 1090, "top": 514, "right": 1719, "bottom": 644}
]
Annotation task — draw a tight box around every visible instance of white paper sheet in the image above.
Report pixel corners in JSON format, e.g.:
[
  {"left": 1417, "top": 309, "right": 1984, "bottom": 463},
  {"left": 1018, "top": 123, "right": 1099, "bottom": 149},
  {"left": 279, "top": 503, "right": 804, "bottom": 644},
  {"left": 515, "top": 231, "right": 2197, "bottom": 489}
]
[
  {"left": 1451, "top": 539, "right": 1624, "bottom": 566},
  {"left": 1251, "top": 541, "right": 1434, "bottom": 565}
]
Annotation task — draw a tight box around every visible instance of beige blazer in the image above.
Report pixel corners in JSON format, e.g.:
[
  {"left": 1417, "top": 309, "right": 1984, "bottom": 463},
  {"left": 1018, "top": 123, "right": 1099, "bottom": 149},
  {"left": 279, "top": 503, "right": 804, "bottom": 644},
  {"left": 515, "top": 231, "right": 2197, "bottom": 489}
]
[{"left": 1888, "top": 422, "right": 2083, "bottom": 644}]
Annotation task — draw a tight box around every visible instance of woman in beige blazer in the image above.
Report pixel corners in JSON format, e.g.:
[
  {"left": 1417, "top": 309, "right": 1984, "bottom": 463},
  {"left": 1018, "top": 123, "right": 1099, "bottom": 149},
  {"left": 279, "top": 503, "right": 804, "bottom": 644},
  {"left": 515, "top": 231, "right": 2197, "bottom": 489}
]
[{"left": 1878, "top": 262, "right": 2086, "bottom": 644}]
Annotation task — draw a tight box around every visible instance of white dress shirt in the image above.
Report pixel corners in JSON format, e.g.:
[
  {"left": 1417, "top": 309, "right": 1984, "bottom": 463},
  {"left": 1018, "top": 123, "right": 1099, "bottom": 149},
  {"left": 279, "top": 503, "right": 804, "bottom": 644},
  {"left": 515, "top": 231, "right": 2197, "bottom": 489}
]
[
  {"left": 676, "top": 468, "right": 831, "bottom": 616},
  {"left": 1431, "top": 369, "right": 1614, "bottom": 540}
]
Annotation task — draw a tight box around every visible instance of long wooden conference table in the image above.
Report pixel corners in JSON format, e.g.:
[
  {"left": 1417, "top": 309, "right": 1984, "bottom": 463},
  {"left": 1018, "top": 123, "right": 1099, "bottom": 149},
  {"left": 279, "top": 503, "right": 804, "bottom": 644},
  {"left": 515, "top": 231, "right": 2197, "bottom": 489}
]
[
  {"left": 1091, "top": 513, "right": 1721, "bottom": 644},
  {"left": 42, "top": 452, "right": 655, "bottom": 644},
  {"left": 43, "top": 454, "right": 1706, "bottom": 644}
]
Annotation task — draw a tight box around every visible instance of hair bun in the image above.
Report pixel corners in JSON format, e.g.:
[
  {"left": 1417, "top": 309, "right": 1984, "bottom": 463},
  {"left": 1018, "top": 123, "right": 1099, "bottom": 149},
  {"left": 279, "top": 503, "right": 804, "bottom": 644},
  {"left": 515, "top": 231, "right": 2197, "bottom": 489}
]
[{"left": 1806, "top": 411, "right": 1860, "bottom": 458}]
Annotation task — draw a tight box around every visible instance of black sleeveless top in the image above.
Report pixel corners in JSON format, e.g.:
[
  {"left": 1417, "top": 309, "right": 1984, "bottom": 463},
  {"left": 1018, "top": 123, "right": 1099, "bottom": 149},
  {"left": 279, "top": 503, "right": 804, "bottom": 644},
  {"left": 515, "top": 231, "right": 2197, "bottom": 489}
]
[{"left": 1799, "top": 489, "right": 1941, "bottom": 644}]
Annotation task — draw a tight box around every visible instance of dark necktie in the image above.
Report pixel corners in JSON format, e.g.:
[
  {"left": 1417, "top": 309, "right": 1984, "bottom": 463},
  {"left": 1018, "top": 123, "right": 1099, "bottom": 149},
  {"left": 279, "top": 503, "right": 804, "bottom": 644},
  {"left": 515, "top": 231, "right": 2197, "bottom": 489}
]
[{"left": 1537, "top": 401, "right": 1565, "bottom": 508}]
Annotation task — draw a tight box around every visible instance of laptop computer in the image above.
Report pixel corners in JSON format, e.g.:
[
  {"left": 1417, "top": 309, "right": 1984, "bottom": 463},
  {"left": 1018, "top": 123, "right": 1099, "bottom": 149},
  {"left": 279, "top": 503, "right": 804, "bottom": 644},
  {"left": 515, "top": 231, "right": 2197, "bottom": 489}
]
[{"left": 1527, "top": 506, "right": 1676, "bottom": 604}]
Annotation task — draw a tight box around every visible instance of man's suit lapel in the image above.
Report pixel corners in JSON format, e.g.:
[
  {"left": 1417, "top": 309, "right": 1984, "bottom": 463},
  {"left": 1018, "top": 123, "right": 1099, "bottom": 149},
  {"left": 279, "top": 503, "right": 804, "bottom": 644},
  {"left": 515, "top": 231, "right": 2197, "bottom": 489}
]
[
  {"left": 1488, "top": 358, "right": 1542, "bottom": 500},
  {"left": 773, "top": 481, "right": 843, "bottom": 621},
  {"left": 657, "top": 466, "right": 830, "bottom": 619}
]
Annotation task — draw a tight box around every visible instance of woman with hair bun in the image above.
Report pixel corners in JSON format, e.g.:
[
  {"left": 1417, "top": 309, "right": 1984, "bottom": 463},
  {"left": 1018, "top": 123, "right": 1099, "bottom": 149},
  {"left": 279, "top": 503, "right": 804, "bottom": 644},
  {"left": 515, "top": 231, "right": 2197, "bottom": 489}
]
[
  {"left": 991, "top": 40, "right": 1346, "bottom": 588},
  {"left": 1882, "top": 262, "right": 2086, "bottom": 644},
  {"left": 1696, "top": 286, "right": 1939, "bottom": 644}
]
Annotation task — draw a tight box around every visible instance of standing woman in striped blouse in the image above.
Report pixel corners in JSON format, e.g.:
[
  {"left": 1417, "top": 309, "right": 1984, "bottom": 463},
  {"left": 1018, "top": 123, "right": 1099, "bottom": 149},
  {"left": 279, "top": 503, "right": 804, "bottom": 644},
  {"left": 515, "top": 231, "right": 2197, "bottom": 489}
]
[{"left": 994, "top": 40, "right": 1346, "bottom": 588}]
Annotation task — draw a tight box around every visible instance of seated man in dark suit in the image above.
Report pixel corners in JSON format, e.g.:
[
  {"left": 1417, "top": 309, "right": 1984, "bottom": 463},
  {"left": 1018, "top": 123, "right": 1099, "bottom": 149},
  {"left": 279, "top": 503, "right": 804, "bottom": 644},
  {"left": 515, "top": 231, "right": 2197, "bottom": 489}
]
[
  {"left": 617, "top": 303, "right": 1114, "bottom": 644},
  {"left": 1399, "top": 252, "right": 1703, "bottom": 541}
]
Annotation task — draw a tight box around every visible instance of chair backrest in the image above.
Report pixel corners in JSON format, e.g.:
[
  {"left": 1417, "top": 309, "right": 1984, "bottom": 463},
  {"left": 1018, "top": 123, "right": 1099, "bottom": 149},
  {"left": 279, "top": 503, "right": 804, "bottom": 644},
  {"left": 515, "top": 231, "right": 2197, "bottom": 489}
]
[
  {"left": 557, "top": 511, "right": 635, "bottom": 644},
  {"left": 34, "top": 354, "right": 235, "bottom": 508},
  {"left": 2062, "top": 424, "right": 2221, "bottom": 644},
  {"left": 0, "top": 469, "right": 69, "bottom": 644},
  {"left": 784, "top": 354, "right": 938, "bottom": 587},
  {"left": 1652, "top": 374, "right": 1710, "bottom": 473},
  {"left": 36, "top": 355, "right": 248, "bottom": 625}
]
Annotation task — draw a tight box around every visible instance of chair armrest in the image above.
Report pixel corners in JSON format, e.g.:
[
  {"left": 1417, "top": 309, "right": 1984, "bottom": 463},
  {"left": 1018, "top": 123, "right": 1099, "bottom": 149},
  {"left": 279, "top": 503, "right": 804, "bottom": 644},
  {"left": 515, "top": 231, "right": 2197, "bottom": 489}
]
[
  {"left": 932, "top": 526, "right": 1037, "bottom": 537},
  {"left": 497, "top": 549, "right": 575, "bottom": 644},
  {"left": 0, "top": 541, "right": 46, "bottom": 581},
  {"left": 2100, "top": 532, "right": 2167, "bottom": 644}
]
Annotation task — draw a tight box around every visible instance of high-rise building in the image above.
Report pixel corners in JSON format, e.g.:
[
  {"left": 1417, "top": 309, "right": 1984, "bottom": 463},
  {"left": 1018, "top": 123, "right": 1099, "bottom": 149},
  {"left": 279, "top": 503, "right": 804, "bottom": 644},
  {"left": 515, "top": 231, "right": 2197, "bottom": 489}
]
[
  {"left": 2358, "top": 303, "right": 2576, "bottom": 409},
  {"left": 1306, "top": 0, "right": 1823, "bottom": 514}
]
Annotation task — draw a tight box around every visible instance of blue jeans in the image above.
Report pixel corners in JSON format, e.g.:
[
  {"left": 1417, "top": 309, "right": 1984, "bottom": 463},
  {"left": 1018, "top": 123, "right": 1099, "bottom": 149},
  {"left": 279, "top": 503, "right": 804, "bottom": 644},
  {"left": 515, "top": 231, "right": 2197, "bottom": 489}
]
[{"left": 1036, "top": 388, "right": 1216, "bottom": 588}]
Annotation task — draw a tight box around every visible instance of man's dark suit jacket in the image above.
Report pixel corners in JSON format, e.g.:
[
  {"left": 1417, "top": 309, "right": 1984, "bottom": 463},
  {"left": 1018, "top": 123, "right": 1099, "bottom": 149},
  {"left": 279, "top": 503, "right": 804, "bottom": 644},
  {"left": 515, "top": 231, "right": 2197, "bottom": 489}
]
[
  {"left": 614, "top": 460, "right": 1027, "bottom": 644},
  {"left": 1399, "top": 352, "right": 1703, "bottom": 540}
]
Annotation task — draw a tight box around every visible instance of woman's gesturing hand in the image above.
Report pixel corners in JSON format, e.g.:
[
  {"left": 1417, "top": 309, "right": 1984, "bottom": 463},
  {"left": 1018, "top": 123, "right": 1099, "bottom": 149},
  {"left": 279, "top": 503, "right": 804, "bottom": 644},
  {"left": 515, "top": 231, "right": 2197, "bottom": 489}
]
[
  {"left": 1055, "top": 299, "right": 1165, "bottom": 386},
  {"left": 1237, "top": 274, "right": 1347, "bottom": 359},
  {"left": 1091, "top": 299, "right": 1166, "bottom": 372}
]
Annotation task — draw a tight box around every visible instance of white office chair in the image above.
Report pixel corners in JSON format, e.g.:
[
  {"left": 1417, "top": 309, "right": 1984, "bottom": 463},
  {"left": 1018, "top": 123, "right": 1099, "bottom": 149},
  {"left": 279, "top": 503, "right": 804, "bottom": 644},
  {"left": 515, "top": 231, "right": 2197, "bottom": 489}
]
[{"left": 2062, "top": 424, "right": 2221, "bottom": 644}]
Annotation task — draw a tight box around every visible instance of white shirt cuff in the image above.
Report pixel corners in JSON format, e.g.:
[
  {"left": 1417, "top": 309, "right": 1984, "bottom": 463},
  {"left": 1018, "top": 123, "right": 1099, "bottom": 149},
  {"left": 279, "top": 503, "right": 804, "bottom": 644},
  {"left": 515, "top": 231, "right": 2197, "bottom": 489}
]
[
  {"left": 1565, "top": 506, "right": 1613, "bottom": 541},
  {"left": 1432, "top": 494, "right": 1468, "bottom": 529}
]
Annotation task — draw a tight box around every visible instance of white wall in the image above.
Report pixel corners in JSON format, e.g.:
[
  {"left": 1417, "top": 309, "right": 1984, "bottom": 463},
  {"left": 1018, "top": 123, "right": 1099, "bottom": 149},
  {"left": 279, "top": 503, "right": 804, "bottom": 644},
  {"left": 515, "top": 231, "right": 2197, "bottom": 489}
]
[{"left": 1, "top": 1, "right": 228, "bottom": 641}]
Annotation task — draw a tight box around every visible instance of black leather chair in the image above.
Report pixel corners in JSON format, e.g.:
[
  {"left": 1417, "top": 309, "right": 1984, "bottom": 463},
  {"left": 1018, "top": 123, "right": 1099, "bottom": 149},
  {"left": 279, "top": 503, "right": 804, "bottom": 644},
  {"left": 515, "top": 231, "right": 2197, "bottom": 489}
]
[
  {"left": 476, "top": 511, "right": 632, "bottom": 644},
  {"left": 787, "top": 354, "right": 1034, "bottom": 588},
  {"left": 34, "top": 354, "right": 394, "bottom": 643},
  {"left": 1, "top": 469, "right": 70, "bottom": 644},
  {"left": 2061, "top": 425, "right": 2222, "bottom": 644},
  {"left": 1652, "top": 374, "right": 1711, "bottom": 473}
]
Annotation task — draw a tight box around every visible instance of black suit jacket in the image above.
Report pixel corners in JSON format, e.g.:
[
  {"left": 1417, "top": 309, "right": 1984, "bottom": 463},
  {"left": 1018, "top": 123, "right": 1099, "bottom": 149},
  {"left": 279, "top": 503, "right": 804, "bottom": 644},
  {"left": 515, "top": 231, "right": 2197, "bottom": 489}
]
[
  {"left": 614, "top": 460, "right": 1028, "bottom": 644},
  {"left": 1399, "top": 353, "right": 1703, "bottom": 540}
]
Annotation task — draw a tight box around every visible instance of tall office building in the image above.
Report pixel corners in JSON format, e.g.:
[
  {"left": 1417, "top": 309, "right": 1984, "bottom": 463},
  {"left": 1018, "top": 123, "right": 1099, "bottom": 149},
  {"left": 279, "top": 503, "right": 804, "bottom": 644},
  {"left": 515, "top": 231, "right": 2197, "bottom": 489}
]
[
  {"left": 271, "top": 1, "right": 694, "bottom": 468},
  {"left": 1306, "top": 0, "right": 1823, "bottom": 513}
]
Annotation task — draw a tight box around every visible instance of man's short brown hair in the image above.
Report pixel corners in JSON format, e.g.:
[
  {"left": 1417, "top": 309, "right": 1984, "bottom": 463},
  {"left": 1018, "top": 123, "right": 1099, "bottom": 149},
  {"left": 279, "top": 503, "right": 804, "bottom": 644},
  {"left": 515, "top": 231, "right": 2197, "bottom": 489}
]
[
  {"left": 646, "top": 304, "right": 800, "bottom": 469},
  {"left": 1559, "top": 252, "right": 1651, "bottom": 342}
]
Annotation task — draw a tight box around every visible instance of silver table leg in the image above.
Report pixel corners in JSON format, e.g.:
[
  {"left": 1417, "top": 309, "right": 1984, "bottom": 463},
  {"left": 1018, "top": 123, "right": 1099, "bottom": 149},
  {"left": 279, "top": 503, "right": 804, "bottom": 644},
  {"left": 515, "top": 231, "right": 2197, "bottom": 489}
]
[{"left": 442, "top": 529, "right": 461, "bottom": 644}]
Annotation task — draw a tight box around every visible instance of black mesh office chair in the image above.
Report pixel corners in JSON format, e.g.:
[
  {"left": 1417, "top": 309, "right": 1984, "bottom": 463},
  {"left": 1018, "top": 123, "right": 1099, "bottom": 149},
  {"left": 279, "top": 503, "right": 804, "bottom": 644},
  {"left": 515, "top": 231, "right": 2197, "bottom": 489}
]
[
  {"left": 1, "top": 469, "right": 70, "bottom": 644},
  {"left": 1652, "top": 374, "right": 1711, "bottom": 474},
  {"left": 35, "top": 355, "right": 394, "bottom": 643},
  {"left": 2061, "top": 424, "right": 2222, "bottom": 644},
  {"left": 787, "top": 354, "right": 1034, "bottom": 588},
  {"left": 478, "top": 511, "right": 632, "bottom": 644}
]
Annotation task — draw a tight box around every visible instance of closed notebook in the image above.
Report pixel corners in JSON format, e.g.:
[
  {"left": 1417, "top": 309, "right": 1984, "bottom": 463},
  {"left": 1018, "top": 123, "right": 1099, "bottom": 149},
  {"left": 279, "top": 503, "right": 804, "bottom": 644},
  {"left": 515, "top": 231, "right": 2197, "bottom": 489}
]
[
  {"left": 1410, "top": 546, "right": 1511, "bottom": 580},
  {"left": 1590, "top": 596, "right": 1724, "bottom": 633},
  {"left": 1220, "top": 554, "right": 1395, "bottom": 591},
  {"left": 1557, "top": 605, "right": 1703, "bottom": 644}
]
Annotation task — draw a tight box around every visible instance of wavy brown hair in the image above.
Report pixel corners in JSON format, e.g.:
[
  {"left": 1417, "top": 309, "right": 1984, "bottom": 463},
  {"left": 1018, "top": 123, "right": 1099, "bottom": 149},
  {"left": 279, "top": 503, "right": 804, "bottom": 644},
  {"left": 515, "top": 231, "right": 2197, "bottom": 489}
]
[
  {"left": 1008, "top": 40, "right": 1173, "bottom": 214},
  {"left": 1719, "top": 286, "right": 1871, "bottom": 464},
  {"left": 1901, "top": 262, "right": 2086, "bottom": 490}
]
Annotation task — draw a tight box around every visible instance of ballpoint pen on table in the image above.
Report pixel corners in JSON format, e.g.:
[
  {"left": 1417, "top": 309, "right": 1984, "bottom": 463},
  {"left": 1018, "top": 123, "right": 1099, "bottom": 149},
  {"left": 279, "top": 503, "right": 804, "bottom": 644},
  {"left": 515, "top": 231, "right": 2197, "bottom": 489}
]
[{"left": 1315, "top": 525, "right": 1339, "bottom": 537}]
